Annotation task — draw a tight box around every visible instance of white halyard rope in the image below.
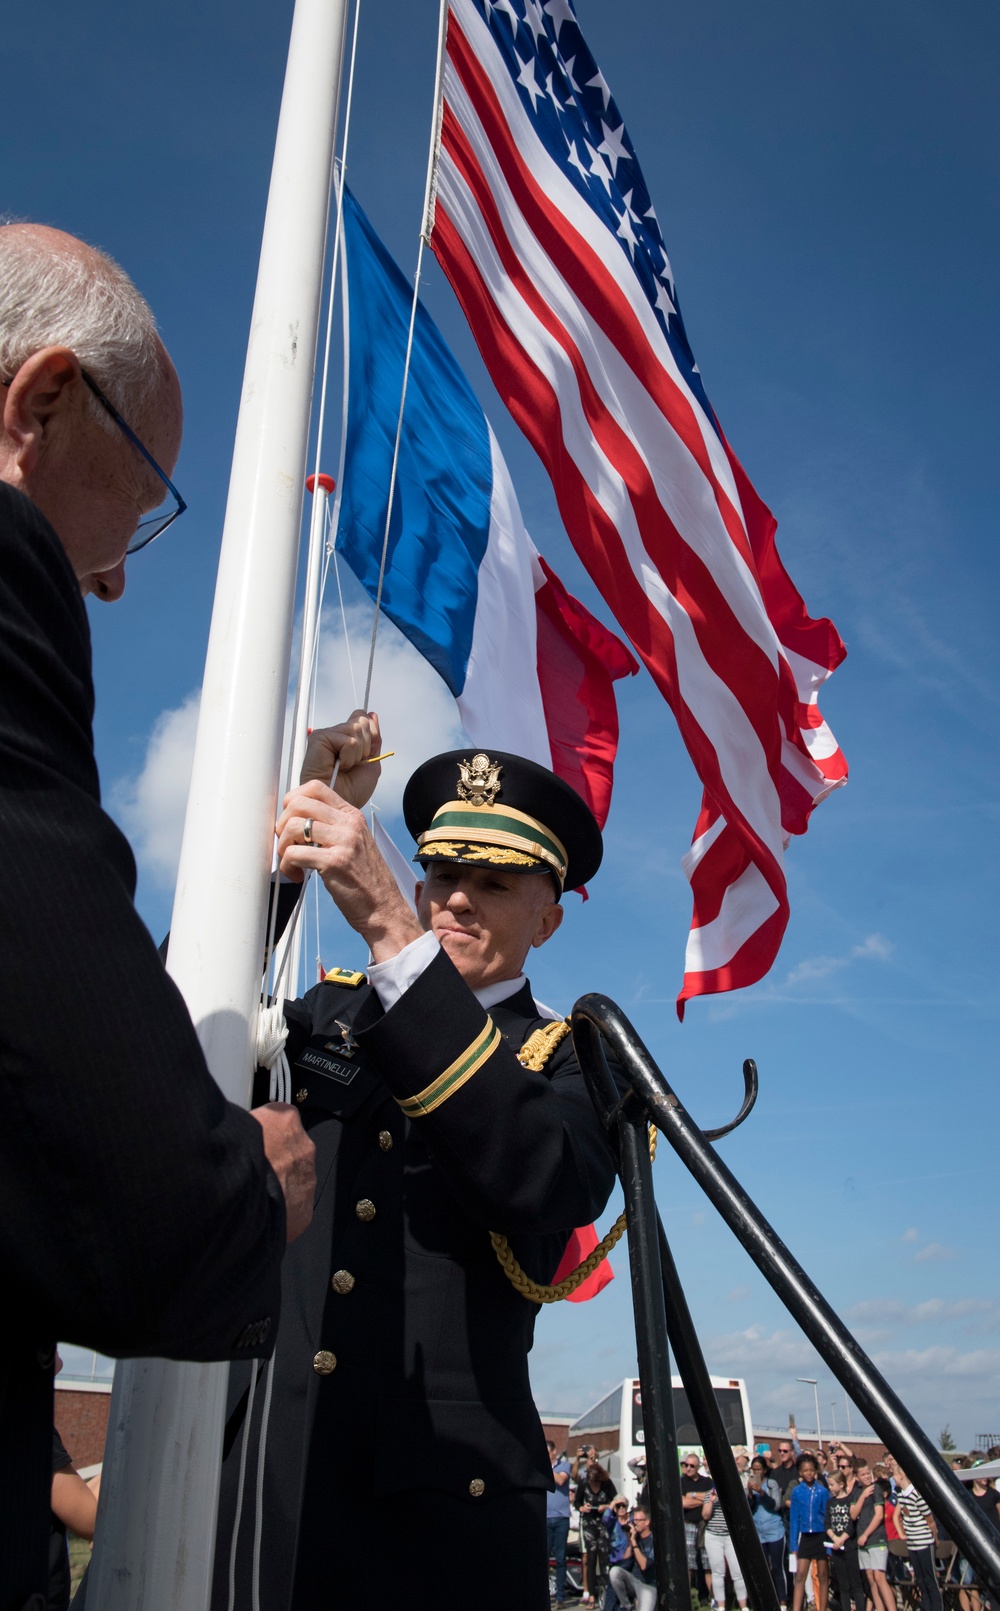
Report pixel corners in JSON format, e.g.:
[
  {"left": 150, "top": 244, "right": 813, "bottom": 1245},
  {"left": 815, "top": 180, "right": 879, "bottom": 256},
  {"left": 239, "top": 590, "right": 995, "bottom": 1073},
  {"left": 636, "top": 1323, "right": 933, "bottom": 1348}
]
[
  {"left": 359, "top": 0, "right": 449, "bottom": 712},
  {"left": 237, "top": 5, "right": 365, "bottom": 1605},
  {"left": 241, "top": 7, "right": 449, "bottom": 1599},
  {"left": 255, "top": 1004, "right": 292, "bottom": 1106}
]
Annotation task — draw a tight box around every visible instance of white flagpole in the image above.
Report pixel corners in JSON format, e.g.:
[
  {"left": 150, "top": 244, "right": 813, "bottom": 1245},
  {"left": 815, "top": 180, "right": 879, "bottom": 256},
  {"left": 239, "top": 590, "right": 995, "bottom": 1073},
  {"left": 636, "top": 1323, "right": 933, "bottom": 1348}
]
[{"left": 87, "top": 0, "right": 349, "bottom": 1604}]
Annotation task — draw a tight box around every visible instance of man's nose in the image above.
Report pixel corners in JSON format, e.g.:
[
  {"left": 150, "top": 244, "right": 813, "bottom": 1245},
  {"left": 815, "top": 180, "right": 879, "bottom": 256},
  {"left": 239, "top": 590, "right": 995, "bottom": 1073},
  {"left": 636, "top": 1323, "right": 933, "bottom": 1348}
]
[
  {"left": 446, "top": 884, "right": 473, "bottom": 911},
  {"left": 90, "top": 559, "right": 127, "bottom": 602}
]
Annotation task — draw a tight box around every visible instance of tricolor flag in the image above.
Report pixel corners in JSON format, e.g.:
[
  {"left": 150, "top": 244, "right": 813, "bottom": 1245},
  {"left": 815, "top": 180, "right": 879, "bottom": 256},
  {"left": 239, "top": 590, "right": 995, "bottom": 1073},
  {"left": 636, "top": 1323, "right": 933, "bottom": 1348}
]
[
  {"left": 337, "top": 186, "right": 634, "bottom": 1301},
  {"left": 427, "top": 0, "right": 847, "bottom": 1015},
  {"left": 336, "top": 186, "right": 637, "bottom": 834}
]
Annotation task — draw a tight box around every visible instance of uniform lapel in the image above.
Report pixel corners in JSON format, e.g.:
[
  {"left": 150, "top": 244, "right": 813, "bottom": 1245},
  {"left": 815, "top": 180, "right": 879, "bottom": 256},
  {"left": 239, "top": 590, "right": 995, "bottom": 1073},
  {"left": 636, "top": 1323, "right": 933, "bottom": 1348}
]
[{"left": 489, "top": 980, "right": 549, "bottom": 1056}]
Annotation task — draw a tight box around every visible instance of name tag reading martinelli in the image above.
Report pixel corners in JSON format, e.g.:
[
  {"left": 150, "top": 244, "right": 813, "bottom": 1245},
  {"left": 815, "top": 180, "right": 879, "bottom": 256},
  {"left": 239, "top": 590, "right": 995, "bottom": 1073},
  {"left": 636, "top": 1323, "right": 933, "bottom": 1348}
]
[{"left": 295, "top": 1019, "right": 361, "bottom": 1087}]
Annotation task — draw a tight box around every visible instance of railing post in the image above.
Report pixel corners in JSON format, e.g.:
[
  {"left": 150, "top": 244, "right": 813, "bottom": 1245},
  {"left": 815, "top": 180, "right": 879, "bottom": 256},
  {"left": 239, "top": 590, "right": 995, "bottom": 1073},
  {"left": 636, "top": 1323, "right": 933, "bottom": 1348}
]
[
  {"left": 657, "top": 1213, "right": 779, "bottom": 1611},
  {"left": 617, "top": 1105, "right": 691, "bottom": 1610},
  {"left": 571, "top": 993, "right": 1000, "bottom": 1606}
]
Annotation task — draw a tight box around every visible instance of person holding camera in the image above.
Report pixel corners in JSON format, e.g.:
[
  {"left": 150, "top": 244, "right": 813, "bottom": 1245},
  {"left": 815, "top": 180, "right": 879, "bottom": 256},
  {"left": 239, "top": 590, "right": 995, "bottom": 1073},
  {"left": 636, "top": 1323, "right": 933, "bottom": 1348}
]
[
  {"left": 748, "top": 1454, "right": 788, "bottom": 1605},
  {"left": 575, "top": 1452, "right": 616, "bottom": 1605},
  {"left": 609, "top": 1505, "right": 656, "bottom": 1611},
  {"left": 602, "top": 1500, "right": 634, "bottom": 1611}
]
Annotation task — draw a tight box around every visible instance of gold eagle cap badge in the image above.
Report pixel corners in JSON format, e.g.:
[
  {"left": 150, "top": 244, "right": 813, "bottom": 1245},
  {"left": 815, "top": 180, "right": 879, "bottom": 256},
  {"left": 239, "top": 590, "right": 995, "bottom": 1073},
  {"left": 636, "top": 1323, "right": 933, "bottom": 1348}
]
[{"left": 456, "top": 753, "right": 503, "bottom": 807}]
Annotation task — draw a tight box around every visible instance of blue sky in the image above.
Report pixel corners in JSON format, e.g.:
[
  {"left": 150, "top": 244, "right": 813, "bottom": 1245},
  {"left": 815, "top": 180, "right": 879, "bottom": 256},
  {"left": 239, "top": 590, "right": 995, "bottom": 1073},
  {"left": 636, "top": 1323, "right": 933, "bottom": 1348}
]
[{"left": 11, "top": 0, "right": 999, "bottom": 1448}]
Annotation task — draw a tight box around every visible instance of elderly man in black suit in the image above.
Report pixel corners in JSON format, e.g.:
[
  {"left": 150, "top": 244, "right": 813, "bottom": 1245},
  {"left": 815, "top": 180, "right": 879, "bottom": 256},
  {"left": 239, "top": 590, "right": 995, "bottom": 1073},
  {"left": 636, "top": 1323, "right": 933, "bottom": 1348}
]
[
  {"left": 214, "top": 745, "right": 621, "bottom": 1611},
  {"left": 0, "top": 223, "right": 316, "bottom": 1611}
]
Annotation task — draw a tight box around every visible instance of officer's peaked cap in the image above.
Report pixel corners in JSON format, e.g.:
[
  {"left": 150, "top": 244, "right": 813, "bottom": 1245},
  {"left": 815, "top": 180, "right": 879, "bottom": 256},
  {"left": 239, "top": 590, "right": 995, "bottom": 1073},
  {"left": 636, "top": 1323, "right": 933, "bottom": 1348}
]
[{"left": 403, "top": 749, "right": 603, "bottom": 895}]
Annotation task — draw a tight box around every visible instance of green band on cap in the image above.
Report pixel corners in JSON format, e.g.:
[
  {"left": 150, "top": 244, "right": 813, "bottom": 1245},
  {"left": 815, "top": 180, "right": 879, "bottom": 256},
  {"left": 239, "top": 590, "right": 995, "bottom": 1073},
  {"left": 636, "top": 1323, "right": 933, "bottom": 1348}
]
[{"left": 417, "top": 800, "right": 568, "bottom": 882}]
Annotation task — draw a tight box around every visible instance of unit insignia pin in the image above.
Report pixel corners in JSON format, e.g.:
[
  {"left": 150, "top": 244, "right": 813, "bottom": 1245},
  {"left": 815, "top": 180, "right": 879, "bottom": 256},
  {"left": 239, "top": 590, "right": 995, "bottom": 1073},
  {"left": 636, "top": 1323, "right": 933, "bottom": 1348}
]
[{"left": 330, "top": 1019, "right": 360, "bottom": 1059}]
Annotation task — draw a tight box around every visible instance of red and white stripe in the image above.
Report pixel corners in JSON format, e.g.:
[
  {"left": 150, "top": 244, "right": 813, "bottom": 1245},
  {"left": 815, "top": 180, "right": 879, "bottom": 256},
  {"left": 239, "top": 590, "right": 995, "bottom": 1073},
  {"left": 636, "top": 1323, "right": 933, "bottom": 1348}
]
[
  {"left": 430, "top": 0, "right": 846, "bottom": 1014},
  {"left": 458, "top": 425, "right": 637, "bottom": 835}
]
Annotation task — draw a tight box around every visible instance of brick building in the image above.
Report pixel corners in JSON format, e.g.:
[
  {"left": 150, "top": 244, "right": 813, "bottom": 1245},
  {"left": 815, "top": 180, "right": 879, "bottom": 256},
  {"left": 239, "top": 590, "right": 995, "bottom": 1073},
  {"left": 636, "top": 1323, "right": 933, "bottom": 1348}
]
[{"left": 55, "top": 1378, "right": 112, "bottom": 1472}]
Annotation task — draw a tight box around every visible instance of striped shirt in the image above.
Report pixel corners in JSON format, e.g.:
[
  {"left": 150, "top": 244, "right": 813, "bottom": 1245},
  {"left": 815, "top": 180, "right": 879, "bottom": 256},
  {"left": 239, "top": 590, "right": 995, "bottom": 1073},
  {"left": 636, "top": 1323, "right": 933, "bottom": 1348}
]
[{"left": 896, "top": 1485, "right": 935, "bottom": 1549}]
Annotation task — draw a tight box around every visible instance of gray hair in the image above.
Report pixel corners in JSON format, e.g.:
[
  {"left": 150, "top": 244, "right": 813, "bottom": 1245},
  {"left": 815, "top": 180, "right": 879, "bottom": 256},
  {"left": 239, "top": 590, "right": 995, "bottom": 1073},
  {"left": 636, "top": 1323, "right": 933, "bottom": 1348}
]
[{"left": 0, "top": 225, "right": 162, "bottom": 429}]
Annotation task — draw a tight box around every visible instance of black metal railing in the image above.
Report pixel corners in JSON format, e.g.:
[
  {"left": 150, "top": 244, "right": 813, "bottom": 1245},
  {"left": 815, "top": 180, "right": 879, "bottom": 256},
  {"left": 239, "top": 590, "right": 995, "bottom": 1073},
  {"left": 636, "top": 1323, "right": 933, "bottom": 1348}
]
[{"left": 571, "top": 993, "right": 1000, "bottom": 1611}]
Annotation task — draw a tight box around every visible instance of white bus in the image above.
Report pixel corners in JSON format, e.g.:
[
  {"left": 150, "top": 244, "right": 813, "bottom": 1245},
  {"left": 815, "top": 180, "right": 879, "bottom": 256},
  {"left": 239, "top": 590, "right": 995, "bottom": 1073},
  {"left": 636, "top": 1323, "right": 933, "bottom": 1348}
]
[{"left": 570, "top": 1376, "right": 753, "bottom": 1503}]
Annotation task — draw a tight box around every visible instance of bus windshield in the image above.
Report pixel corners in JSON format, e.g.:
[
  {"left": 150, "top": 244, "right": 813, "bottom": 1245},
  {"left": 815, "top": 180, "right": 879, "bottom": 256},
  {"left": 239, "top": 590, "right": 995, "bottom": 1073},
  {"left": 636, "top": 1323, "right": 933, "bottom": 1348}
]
[{"left": 631, "top": 1385, "right": 749, "bottom": 1449}]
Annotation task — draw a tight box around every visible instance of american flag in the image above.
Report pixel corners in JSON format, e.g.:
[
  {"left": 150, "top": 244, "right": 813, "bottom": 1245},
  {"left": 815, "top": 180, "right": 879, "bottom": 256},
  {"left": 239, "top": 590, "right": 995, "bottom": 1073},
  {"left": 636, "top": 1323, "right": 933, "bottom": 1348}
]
[{"left": 428, "top": 0, "right": 847, "bottom": 1015}]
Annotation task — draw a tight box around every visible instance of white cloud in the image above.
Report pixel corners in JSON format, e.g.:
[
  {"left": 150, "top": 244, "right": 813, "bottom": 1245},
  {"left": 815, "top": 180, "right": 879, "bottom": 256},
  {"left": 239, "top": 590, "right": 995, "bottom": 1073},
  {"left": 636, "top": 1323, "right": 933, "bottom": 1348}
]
[
  {"left": 310, "top": 603, "right": 464, "bottom": 819},
  {"left": 872, "top": 1345, "right": 1000, "bottom": 1383},
  {"left": 703, "top": 931, "right": 896, "bottom": 1017},
  {"left": 704, "top": 1326, "right": 822, "bottom": 1375},
  {"left": 111, "top": 604, "right": 465, "bottom": 896},
  {"left": 701, "top": 1322, "right": 999, "bottom": 1446},
  {"left": 784, "top": 932, "right": 894, "bottom": 988},
  {"left": 913, "top": 1241, "right": 958, "bottom": 1264},
  {"left": 848, "top": 1298, "right": 998, "bottom": 1329},
  {"left": 901, "top": 1227, "right": 920, "bottom": 1244},
  {"left": 112, "top": 691, "right": 201, "bottom": 889}
]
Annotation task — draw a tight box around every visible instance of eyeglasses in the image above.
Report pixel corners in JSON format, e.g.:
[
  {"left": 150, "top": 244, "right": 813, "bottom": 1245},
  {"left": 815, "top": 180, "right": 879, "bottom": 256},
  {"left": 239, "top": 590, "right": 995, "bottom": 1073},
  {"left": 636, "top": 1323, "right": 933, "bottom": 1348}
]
[
  {"left": 79, "top": 372, "right": 186, "bottom": 553},
  {"left": 1, "top": 367, "right": 186, "bottom": 556}
]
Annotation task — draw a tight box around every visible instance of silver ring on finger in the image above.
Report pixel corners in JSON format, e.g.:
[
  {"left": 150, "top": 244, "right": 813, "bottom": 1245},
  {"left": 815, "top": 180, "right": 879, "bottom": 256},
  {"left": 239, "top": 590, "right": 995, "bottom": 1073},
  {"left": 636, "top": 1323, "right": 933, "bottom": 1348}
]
[{"left": 303, "top": 817, "right": 314, "bottom": 845}]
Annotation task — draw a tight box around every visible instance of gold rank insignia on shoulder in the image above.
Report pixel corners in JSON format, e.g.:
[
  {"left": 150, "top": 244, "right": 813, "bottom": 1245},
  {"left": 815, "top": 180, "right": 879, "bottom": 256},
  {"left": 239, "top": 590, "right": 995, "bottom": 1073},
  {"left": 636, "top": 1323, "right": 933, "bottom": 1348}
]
[{"left": 323, "top": 967, "right": 366, "bottom": 988}]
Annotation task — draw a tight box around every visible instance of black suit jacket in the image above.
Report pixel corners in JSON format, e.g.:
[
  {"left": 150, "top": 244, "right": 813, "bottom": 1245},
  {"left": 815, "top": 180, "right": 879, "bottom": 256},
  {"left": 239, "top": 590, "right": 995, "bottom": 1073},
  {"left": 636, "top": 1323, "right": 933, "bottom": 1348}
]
[
  {"left": 0, "top": 485, "right": 286, "bottom": 1611},
  {"left": 214, "top": 947, "right": 619, "bottom": 1611}
]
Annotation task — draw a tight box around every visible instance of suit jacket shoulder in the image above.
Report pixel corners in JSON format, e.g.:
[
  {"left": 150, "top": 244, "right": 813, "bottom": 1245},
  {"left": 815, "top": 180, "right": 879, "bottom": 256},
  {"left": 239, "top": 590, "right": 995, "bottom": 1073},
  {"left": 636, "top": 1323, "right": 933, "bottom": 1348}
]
[{"left": 0, "top": 487, "right": 284, "bottom": 1362}]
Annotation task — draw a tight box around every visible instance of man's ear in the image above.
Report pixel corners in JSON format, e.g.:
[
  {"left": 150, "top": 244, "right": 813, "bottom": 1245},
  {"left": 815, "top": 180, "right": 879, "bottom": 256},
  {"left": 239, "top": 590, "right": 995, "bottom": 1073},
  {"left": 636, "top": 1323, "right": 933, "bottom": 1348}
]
[
  {"left": 3, "top": 347, "right": 82, "bottom": 478},
  {"left": 530, "top": 895, "right": 563, "bottom": 950}
]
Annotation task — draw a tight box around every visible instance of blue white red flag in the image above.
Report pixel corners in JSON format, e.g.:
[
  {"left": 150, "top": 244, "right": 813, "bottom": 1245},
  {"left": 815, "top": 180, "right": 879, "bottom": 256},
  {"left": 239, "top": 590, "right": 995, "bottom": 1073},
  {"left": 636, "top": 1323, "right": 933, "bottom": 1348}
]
[
  {"left": 336, "top": 186, "right": 637, "bottom": 834},
  {"left": 427, "top": 0, "right": 847, "bottom": 1015},
  {"left": 338, "top": 186, "right": 634, "bottom": 1300}
]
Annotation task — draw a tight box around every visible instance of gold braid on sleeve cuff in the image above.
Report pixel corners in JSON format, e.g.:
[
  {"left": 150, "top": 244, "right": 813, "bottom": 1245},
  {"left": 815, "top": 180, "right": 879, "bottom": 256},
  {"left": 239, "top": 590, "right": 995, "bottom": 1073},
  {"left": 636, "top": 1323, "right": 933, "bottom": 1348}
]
[{"left": 395, "top": 1017, "right": 501, "bottom": 1118}]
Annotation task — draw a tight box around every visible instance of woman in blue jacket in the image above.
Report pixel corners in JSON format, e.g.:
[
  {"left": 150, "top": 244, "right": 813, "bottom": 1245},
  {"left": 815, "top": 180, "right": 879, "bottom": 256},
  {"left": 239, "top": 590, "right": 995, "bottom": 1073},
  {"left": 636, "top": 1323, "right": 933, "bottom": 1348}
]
[{"left": 789, "top": 1455, "right": 830, "bottom": 1611}]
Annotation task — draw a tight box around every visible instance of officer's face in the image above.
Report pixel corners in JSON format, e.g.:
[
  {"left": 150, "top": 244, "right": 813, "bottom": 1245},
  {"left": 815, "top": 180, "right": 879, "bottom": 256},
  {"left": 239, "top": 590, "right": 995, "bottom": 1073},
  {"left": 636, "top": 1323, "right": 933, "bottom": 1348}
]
[{"left": 415, "top": 863, "right": 563, "bottom": 991}]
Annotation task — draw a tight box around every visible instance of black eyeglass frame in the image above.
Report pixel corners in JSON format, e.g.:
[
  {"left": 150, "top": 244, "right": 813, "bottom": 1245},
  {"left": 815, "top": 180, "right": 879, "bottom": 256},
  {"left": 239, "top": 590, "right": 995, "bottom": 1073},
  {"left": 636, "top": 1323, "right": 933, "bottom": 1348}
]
[
  {"left": 79, "top": 370, "right": 186, "bottom": 554},
  {"left": 0, "top": 367, "right": 186, "bottom": 555}
]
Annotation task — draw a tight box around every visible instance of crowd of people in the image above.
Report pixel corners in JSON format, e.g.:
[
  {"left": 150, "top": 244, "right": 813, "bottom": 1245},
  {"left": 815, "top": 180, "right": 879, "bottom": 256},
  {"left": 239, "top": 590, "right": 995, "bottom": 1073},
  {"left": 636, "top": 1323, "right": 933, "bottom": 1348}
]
[
  {"left": 547, "top": 1443, "right": 656, "bottom": 1610},
  {"left": 548, "top": 1439, "right": 999, "bottom": 1611}
]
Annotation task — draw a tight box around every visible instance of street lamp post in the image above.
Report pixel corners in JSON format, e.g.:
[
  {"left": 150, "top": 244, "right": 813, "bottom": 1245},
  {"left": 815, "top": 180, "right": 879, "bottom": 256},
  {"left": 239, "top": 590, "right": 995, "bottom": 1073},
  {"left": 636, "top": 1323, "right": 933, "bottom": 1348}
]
[{"left": 798, "top": 1377, "right": 822, "bottom": 1452}]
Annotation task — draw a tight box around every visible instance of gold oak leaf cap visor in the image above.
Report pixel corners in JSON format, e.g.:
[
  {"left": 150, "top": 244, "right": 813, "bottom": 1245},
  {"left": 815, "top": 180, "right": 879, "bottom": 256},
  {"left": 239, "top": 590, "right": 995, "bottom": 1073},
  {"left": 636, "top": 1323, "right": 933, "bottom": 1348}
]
[{"left": 403, "top": 750, "right": 603, "bottom": 896}]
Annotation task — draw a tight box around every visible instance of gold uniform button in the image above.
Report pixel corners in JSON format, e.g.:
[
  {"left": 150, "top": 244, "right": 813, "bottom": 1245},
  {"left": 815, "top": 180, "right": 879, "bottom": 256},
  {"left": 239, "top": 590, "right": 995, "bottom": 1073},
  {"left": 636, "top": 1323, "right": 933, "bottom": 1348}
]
[
  {"left": 331, "top": 1269, "right": 356, "bottom": 1295},
  {"left": 469, "top": 1478, "right": 485, "bottom": 1497},
  {"left": 355, "top": 1198, "right": 376, "bottom": 1222},
  {"left": 295, "top": 1089, "right": 308, "bottom": 1104},
  {"left": 312, "top": 1350, "right": 337, "bottom": 1375},
  {"left": 378, "top": 1130, "right": 393, "bottom": 1151}
]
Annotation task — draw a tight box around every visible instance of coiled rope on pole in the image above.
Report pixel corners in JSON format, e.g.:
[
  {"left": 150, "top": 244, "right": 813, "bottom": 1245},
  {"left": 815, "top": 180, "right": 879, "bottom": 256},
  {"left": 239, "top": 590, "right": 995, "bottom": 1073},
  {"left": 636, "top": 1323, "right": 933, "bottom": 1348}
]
[
  {"left": 255, "top": 1004, "right": 292, "bottom": 1105},
  {"left": 490, "top": 1023, "right": 658, "bottom": 1304}
]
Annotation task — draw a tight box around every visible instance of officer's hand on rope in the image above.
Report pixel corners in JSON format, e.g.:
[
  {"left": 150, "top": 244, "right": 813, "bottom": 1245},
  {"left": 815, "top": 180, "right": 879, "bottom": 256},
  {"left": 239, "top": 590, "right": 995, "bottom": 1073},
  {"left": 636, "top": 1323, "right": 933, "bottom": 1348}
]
[
  {"left": 276, "top": 782, "right": 423, "bottom": 962},
  {"left": 250, "top": 1102, "right": 317, "bottom": 1242},
  {"left": 299, "top": 709, "right": 383, "bottom": 807}
]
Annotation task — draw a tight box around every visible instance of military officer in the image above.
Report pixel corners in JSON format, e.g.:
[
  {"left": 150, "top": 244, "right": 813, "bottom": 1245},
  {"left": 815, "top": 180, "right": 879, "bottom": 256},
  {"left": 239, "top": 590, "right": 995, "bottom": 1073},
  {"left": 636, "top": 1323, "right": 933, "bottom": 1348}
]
[{"left": 213, "top": 743, "right": 619, "bottom": 1611}]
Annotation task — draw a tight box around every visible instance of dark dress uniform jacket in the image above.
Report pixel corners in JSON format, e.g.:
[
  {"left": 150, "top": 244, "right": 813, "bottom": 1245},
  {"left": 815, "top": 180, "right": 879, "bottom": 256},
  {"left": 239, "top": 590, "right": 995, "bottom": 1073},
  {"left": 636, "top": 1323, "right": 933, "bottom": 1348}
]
[
  {"left": 0, "top": 486, "right": 286, "bottom": 1611},
  {"left": 215, "top": 947, "right": 619, "bottom": 1611}
]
